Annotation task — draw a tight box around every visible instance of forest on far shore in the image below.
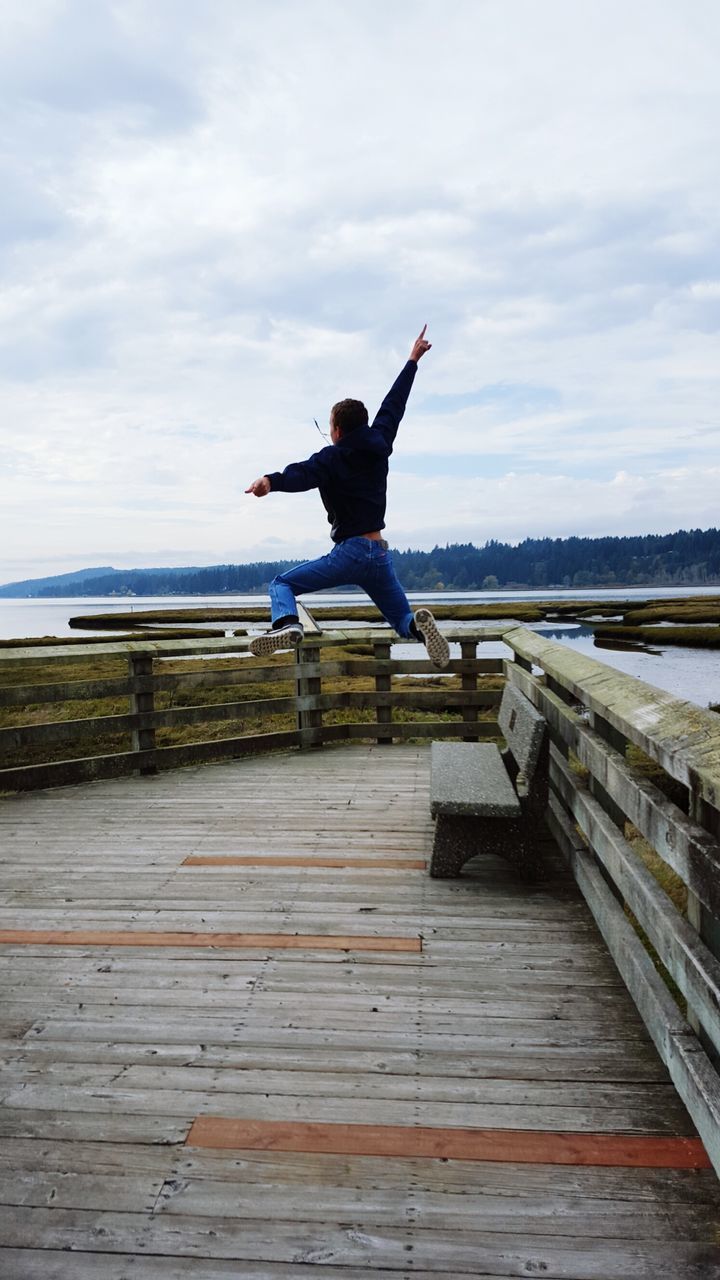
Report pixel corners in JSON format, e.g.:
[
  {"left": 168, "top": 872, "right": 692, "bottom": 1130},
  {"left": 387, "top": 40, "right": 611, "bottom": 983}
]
[{"left": 22, "top": 526, "right": 720, "bottom": 597}]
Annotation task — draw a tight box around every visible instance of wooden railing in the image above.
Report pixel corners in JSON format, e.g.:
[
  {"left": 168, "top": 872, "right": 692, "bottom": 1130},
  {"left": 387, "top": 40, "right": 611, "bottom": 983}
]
[
  {"left": 2, "top": 620, "right": 720, "bottom": 1173},
  {"left": 0, "top": 626, "right": 508, "bottom": 791},
  {"left": 503, "top": 627, "right": 720, "bottom": 1176}
]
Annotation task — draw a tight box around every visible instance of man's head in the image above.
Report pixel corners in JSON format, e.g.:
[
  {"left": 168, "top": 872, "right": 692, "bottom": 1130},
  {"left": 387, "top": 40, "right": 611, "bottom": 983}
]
[{"left": 330, "top": 398, "right": 368, "bottom": 443}]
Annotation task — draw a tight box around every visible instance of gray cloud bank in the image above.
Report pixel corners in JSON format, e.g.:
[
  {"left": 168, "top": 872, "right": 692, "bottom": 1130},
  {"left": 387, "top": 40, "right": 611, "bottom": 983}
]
[{"left": 1, "top": 0, "right": 719, "bottom": 580}]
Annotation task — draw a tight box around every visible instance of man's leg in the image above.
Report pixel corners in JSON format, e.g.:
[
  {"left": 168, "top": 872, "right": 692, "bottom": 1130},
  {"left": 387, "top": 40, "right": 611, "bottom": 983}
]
[
  {"left": 362, "top": 549, "right": 414, "bottom": 638},
  {"left": 365, "top": 546, "right": 450, "bottom": 669},
  {"left": 250, "top": 546, "right": 361, "bottom": 656}
]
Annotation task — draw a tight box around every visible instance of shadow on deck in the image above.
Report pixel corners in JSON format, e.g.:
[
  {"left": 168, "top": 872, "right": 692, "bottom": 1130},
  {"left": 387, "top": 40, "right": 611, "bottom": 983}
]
[{"left": 0, "top": 743, "right": 718, "bottom": 1277}]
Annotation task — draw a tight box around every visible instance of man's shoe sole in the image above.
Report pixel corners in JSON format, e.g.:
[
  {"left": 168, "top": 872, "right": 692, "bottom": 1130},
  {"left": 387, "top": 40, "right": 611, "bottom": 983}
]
[
  {"left": 414, "top": 609, "right": 450, "bottom": 669},
  {"left": 249, "top": 627, "right": 303, "bottom": 657}
]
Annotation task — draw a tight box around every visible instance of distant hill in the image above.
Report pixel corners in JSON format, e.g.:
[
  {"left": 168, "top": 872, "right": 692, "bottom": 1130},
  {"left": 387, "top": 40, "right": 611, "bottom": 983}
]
[
  {"left": 0, "top": 567, "right": 116, "bottom": 598},
  {"left": 3, "top": 528, "right": 719, "bottom": 596},
  {"left": 0, "top": 565, "right": 206, "bottom": 598}
]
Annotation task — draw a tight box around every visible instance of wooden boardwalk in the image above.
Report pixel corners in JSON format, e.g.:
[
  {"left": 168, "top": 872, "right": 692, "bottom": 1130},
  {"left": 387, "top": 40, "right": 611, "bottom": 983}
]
[{"left": 0, "top": 744, "right": 718, "bottom": 1278}]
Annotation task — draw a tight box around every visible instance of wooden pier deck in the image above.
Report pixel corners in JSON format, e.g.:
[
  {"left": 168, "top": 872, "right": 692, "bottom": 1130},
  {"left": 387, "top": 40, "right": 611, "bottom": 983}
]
[{"left": 0, "top": 744, "right": 718, "bottom": 1278}]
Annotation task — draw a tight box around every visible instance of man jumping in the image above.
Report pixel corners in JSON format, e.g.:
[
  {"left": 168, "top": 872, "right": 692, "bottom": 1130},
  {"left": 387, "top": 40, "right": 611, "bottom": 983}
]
[{"left": 245, "top": 325, "right": 450, "bottom": 668}]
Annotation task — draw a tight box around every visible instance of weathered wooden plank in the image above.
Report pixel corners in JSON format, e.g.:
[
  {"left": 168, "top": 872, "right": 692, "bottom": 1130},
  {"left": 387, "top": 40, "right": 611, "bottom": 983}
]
[
  {"left": 0, "top": 1139, "right": 177, "bottom": 1176},
  {"left": 0, "top": 711, "right": 138, "bottom": 751},
  {"left": 0, "top": 1170, "right": 164, "bottom": 1212},
  {"left": 22, "top": 1016, "right": 661, "bottom": 1052},
  {"left": 151, "top": 657, "right": 502, "bottom": 696},
  {"left": 0, "top": 1057, "right": 681, "bottom": 1114},
  {"left": 151, "top": 696, "right": 296, "bottom": 728},
  {"left": 2, "top": 1135, "right": 715, "bottom": 1203},
  {"left": 5, "top": 1039, "right": 669, "bottom": 1081},
  {"left": 0, "top": 1110, "right": 190, "bottom": 1143},
  {"left": 168, "top": 1146, "right": 720, "bottom": 1201},
  {"left": 0, "top": 676, "right": 133, "bottom": 708},
  {"left": 0, "top": 1206, "right": 716, "bottom": 1276},
  {"left": 316, "top": 656, "right": 503, "bottom": 676},
  {"left": 320, "top": 720, "right": 498, "bottom": 743},
  {"left": 152, "top": 1177, "right": 719, "bottom": 1238},
  {"left": 0, "top": 1256, "right": 473, "bottom": 1280},
  {"left": 1, "top": 1084, "right": 691, "bottom": 1134},
  {"left": 296, "top": 689, "right": 499, "bottom": 712},
  {"left": 154, "top": 663, "right": 295, "bottom": 692},
  {"left": 0, "top": 730, "right": 301, "bottom": 790},
  {"left": 0, "top": 985, "right": 638, "bottom": 1024}
]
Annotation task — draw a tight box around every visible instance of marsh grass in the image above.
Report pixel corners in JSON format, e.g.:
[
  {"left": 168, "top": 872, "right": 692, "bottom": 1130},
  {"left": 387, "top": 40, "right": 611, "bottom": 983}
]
[
  {"left": 623, "top": 600, "right": 720, "bottom": 626},
  {"left": 596, "top": 624, "right": 720, "bottom": 648}
]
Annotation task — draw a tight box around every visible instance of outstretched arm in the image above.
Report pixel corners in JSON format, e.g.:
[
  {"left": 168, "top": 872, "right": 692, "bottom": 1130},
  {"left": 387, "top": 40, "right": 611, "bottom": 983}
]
[
  {"left": 372, "top": 324, "right": 432, "bottom": 448},
  {"left": 246, "top": 447, "right": 331, "bottom": 497}
]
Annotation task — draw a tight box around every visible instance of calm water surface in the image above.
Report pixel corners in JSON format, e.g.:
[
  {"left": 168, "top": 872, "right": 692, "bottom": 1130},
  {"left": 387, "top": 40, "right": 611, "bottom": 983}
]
[{"left": 1, "top": 589, "right": 719, "bottom": 710}]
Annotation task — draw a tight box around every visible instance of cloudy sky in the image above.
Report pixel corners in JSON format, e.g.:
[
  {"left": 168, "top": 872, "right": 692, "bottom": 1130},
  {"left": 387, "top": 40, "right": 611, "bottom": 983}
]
[{"left": 2, "top": 0, "right": 719, "bottom": 584}]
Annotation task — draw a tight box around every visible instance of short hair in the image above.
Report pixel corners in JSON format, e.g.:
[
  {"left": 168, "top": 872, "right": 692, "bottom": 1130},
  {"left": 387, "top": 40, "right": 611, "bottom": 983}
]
[{"left": 331, "top": 398, "right": 368, "bottom": 435}]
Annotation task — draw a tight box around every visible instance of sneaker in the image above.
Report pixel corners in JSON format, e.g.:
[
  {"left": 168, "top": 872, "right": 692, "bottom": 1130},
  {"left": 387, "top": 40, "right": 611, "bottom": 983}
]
[
  {"left": 249, "top": 623, "right": 304, "bottom": 657},
  {"left": 414, "top": 608, "right": 450, "bottom": 669}
]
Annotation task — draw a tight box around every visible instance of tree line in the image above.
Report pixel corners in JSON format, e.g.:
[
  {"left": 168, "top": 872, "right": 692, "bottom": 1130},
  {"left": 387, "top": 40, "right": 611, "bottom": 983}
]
[{"left": 35, "top": 527, "right": 720, "bottom": 596}]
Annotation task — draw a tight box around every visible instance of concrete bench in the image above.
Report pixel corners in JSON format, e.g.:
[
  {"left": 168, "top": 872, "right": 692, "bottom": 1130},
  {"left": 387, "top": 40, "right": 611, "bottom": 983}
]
[{"left": 429, "top": 683, "right": 549, "bottom": 878}]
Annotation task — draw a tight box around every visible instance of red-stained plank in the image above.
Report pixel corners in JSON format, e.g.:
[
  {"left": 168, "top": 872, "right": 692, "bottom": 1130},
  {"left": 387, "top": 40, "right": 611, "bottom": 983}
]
[
  {"left": 187, "top": 1117, "right": 711, "bottom": 1169},
  {"left": 0, "top": 930, "right": 421, "bottom": 952},
  {"left": 182, "top": 855, "right": 427, "bottom": 868}
]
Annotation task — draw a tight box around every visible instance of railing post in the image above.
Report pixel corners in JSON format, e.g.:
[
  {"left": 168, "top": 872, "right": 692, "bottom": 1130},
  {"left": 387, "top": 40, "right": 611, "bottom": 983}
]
[
  {"left": 374, "top": 641, "right": 392, "bottom": 745},
  {"left": 128, "top": 652, "right": 157, "bottom": 776},
  {"left": 296, "top": 642, "right": 322, "bottom": 748},
  {"left": 460, "top": 639, "right": 478, "bottom": 742}
]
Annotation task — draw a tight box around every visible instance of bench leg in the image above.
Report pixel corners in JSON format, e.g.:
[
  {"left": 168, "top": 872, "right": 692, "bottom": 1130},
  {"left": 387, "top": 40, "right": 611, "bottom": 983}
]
[
  {"left": 429, "top": 815, "right": 481, "bottom": 878},
  {"left": 430, "top": 814, "right": 548, "bottom": 879}
]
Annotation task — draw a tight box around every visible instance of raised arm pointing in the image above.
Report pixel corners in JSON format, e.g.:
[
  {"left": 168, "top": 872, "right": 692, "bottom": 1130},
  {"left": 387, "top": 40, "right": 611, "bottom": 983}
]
[{"left": 409, "top": 324, "right": 432, "bottom": 363}]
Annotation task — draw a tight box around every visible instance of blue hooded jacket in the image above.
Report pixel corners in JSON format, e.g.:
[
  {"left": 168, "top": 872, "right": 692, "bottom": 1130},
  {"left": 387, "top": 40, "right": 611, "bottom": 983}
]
[{"left": 266, "top": 360, "right": 417, "bottom": 542}]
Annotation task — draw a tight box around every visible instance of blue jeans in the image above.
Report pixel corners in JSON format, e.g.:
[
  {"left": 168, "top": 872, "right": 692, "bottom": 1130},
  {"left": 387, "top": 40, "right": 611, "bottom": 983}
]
[{"left": 269, "top": 538, "right": 415, "bottom": 637}]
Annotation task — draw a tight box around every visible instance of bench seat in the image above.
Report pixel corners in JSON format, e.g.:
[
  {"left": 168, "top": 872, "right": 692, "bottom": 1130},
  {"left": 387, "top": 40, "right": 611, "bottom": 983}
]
[{"left": 430, "top": 742, "right": 521, "bottom": 818}]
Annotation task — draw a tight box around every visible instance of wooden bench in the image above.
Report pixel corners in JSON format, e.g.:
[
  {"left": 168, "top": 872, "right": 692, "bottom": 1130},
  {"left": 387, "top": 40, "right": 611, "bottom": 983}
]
[{"left": 429, "top": 683, "right": 549, "bottom": 878}]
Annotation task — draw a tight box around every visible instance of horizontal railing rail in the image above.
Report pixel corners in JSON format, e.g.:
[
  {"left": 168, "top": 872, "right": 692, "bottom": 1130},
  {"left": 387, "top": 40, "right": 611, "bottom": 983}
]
[
  {"left": 502, "top": 627, "right": 720, "bottom": 1177},
  {"left": 0, "top": 626, "right": 509, "bottom": 790}
]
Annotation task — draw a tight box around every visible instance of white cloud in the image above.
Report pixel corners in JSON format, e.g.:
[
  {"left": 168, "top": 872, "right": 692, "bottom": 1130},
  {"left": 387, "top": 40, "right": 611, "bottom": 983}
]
[{"left": 2, "top": 0, "right": 720, "bottom": 582}]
